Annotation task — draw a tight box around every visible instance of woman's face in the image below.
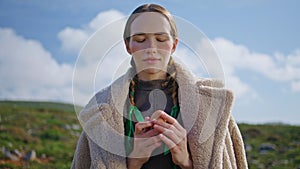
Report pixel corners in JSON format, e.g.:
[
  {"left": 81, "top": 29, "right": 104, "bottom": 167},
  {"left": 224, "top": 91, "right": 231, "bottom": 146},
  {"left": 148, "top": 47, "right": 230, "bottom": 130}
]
[{"left": 126, "top": 12, "right": 178, "bottom": 80}]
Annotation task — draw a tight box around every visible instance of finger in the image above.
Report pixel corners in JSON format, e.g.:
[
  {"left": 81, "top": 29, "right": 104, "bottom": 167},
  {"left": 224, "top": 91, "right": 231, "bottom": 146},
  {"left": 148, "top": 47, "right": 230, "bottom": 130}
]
[
  {"left": 135, "top": 135, "right": 161, "bottom": 148},
  {"left": 158, "top": 133, "right": 176, "bottom": 150},
  {"left": 153, "top": 118, "right": 171, "bottom": 129},
  {"left": 142, "top": 128, "right": 160, "bottom": 137},
  {"left": 145, "top": 136, "right": 162, "bottom": 149},
  {"left": 131, "top": 137, "right": 162, "bottom": 159},
  {"left": 159, "top": 112, "right": 184, "bottom": 131},
  {"left": 145, "top": 116, "right": 150, "bottom": 121},
  {"left": 153, "top": 124, "right": 182, "bottom": 145},
  {"left": 135, "top": 121, "right": 153, "bottom": 135},
  {"left": 157, "top": 111, "right": 175, "bottom": 123},
  {"left": 146, "top": 140, "right": 162, "bottom": 153},
  {"left": 153, "top": 119, "right": 182, "bottom": 137}
]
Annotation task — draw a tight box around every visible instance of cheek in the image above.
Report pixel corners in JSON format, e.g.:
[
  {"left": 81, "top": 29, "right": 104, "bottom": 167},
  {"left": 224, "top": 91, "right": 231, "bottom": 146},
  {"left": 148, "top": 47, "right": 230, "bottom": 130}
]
[
  {"left": 157, "top": 43, "right": 174, "bottom": 57},
  {"left": 158, "top": 43, "right": 173, "bottom": 51},
  {"left": 128, "top": 42, "right": 144, "bottom": 54},
  {"left": 157, "top": 38, "right": 175, "bottom": 53}
]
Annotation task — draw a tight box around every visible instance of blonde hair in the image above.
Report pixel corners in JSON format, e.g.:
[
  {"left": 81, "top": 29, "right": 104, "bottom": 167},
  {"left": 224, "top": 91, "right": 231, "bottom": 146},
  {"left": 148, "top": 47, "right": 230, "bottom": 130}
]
[{"left": 123, "top": 4, "right": 178, "bottom": 42}]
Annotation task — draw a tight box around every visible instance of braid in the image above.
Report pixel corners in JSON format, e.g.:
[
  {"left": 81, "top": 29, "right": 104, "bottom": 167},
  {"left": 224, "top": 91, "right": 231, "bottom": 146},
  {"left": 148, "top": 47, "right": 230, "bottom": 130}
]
[
  {"left": 162, "top": 57, "right": 178, "bottom": 106},
  {"left": 129, "top": 75, "right": 138, "bottom": 106},
  {"left": 129, "top": 57, "right": 137, "bottom": 106}
]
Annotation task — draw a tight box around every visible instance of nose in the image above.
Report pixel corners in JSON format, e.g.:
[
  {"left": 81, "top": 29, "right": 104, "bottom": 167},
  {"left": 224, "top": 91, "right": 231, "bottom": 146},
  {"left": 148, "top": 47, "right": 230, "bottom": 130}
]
[{"left": 145, "top": 37, "right": 157, "bottom": 53}]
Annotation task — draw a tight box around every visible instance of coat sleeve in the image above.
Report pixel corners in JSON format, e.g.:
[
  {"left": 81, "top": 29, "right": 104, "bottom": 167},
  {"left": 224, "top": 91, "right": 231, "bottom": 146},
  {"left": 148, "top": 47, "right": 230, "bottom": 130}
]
[
  {"left": 71, "top": 132, "right": 91, "bottom": 169},
  {"left": 223, "top": 116, "right": 248, "bottom": 169}
]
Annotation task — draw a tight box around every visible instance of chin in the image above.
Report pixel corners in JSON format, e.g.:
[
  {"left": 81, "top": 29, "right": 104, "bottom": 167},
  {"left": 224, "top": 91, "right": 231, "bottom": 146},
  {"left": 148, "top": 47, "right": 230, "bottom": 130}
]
[{"left": 145, "top": 68, "right": 166, "bottom": 75}]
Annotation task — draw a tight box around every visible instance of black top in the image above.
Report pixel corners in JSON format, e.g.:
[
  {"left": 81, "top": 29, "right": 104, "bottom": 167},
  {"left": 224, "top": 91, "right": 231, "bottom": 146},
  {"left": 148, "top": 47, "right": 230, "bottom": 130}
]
[
  {"left": 134, "top": 79, "right": 174, "bottom": 119},
  {"left": 129, "top": 79, "right": 181, "bottom": 169}
]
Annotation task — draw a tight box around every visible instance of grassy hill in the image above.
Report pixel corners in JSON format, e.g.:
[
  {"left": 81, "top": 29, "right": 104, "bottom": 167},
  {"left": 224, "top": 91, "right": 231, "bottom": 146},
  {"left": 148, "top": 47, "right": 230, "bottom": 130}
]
[
  {"left": 0, "top": 101, "right": 299, "bottom": 168},
  {"left": 239, "top": 123, "right": 300, "bottom": 168},
  {"left": 0, "top": 101, "right": 82, "bottom": 169}
]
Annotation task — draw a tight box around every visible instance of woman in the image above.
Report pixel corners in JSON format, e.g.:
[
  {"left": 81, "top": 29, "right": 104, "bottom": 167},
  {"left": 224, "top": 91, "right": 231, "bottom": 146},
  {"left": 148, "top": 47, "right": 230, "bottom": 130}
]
[{"left": 72, "top": 4, "right": 248, "bottom": 169}]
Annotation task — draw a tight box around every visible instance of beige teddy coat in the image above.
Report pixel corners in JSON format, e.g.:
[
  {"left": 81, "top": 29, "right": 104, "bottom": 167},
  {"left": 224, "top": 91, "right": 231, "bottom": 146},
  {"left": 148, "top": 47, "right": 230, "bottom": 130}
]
[{"left": 71, "top": 61, "right": 248, "bottom": 169}]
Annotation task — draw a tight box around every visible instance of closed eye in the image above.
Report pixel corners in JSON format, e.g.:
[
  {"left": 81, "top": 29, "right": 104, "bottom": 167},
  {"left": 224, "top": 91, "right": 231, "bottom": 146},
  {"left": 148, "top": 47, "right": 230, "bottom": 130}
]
[
  {"left": 132, "top": 35, "right": 146, "bottom": 43},
  {"left": 155, "top": 34, "right": 171, "bottom": 42}
]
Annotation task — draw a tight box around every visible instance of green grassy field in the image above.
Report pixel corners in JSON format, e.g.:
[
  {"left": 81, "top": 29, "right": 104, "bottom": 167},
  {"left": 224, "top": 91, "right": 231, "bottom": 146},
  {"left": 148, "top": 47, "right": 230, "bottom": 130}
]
[
  {"left": 0, "top": 101, "right": 81, "bottom": 169},
  {"left": 0, "top": 101, "right": 299, "bottom": 168},
  {"left": 239, "top": 123, "right": 300, "bottom": 168}
]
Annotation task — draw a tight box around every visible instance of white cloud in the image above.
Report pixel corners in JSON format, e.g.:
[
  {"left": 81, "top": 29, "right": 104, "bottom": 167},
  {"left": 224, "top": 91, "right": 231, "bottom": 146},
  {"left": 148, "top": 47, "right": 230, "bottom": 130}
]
[
  {"left": 58, "top": 27, "right": 89, "bottom": 53},
  {"left": 212, "top": 37, "right": 300, "bottom": 98},
  {"left": 0, "top": 28, "right": 73, "bottom": 102},
  {"left": 58, "top": 10, "right": 130, "bottom": 105},
  {"left": 0, "top": 10, "right": 129, "bottom": 106},
  {"left": 58, "top": 10, "right": 125, "bottom": 54},
  {"left": 88, "top": 10, "right": 126, "bottom": 30}
]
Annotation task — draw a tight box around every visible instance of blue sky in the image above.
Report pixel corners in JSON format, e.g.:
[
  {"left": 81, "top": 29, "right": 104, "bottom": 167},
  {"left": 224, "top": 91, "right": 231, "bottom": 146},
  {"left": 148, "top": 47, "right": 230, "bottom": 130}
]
[{"left": 0, "top": 0, "right": 299, "bottom": 125}]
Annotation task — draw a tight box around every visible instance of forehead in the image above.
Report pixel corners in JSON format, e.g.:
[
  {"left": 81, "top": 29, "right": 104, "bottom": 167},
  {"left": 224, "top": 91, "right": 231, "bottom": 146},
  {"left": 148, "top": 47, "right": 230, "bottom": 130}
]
[{"left": 130, "top": 12, "right": 171, "bottom": 36}]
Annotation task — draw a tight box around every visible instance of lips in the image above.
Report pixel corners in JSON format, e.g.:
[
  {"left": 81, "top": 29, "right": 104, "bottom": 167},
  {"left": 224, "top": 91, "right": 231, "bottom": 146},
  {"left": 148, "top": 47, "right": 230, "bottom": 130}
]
[{"left": 143, "top": 58, "right": 160, "bottom": 64}]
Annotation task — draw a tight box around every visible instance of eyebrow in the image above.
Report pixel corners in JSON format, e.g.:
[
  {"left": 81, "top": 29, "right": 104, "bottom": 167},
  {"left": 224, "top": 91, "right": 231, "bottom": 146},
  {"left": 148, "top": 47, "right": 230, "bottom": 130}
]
[{"left": 131, "top": 32, "right": 170, "bottom": 36}]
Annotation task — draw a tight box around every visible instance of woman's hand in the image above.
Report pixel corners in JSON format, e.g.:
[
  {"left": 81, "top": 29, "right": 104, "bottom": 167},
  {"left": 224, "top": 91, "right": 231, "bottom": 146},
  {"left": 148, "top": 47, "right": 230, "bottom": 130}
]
[
  {"left": 127, "top": 117, "right": 162, "bottom": 169},
  {"left": 152, "top": 111, "right": 193, "bottom": 169}
]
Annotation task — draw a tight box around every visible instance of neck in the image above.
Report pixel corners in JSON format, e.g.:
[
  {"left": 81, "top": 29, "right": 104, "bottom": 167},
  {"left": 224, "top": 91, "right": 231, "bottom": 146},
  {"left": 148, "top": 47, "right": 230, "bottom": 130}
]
[{"left": 137, "top": 70, "right": 167, "bottom": 81}]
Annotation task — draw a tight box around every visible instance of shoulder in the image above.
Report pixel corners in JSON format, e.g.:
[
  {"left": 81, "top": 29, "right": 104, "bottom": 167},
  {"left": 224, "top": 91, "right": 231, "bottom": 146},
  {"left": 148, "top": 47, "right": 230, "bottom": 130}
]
[
  {"left": 84, "top": 67, "right": 134, "bottom": 108},
  {"left": 94, "top": 86, "right": 112, "bottom": 105},
  {"left": 195, "top": 78, "right": 234, "bottom": 100},
  {"left": 174, "top": 60, "right": 231, "bottom": 97},
  {"left": 196, "top": 78, "right": 224, "bottom": 88},
  {"left": 78, "top": 70, "right": 131, "bottom": 123},
  {"left": 88, "top": 86, "right": 112, "bottom": 109},
  {"left": 78, "top": 86, "right": 112, "bottom": 123}
]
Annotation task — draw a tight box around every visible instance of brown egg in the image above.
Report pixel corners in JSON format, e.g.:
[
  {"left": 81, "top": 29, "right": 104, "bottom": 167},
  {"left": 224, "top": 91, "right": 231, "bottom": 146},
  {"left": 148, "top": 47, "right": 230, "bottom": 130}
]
[{"left": 151, "top": 111, "right": 166, "bottom": 123}]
